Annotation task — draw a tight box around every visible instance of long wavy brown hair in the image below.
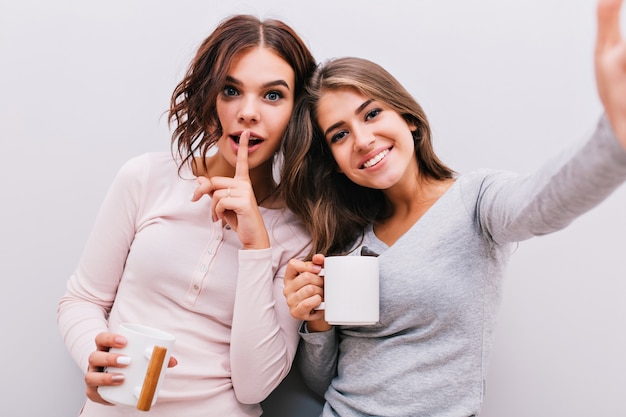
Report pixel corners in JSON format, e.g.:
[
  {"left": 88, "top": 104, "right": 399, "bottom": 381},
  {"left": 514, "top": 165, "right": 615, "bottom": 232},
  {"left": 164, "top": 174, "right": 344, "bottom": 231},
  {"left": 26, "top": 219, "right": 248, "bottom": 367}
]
[
  {"left": 281, "top": 57, "right": 456, "bottom": 257},
  {"left": 168, "top": 15, "right": 316, "bottom": 183}
]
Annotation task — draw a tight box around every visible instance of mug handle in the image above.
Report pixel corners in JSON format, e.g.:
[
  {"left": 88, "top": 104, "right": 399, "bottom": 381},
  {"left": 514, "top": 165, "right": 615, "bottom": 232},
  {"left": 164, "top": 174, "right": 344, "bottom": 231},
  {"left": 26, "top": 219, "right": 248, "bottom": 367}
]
[{"left": 136, "top": 345, "right": 167, "bottom": 411}]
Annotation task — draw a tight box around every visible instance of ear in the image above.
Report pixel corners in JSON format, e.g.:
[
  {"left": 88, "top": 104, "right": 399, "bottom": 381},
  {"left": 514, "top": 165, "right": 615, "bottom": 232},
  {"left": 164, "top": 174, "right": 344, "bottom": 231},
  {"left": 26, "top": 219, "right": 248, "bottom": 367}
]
[{"left": 408, "top": 120, "right": 420, "bottom": 143}]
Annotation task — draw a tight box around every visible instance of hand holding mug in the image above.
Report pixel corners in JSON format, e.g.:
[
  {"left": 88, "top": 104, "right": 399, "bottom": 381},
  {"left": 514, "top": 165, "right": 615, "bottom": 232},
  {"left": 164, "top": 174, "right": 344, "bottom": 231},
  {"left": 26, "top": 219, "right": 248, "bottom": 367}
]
[
  {"left": 284, "top": 254, "right": 328, "bottom": 328},
  {"left": 85, "top": 332, "right": 133, "bottom": 405},
  {"left": 284, "top": 251, "right": 380, "bottom": 328},
  {"left": 86, "top": 331, "right": 178, "bottom": 406},
  {"left": 97, "top": 323, "right": 176, "bottom": 411}
]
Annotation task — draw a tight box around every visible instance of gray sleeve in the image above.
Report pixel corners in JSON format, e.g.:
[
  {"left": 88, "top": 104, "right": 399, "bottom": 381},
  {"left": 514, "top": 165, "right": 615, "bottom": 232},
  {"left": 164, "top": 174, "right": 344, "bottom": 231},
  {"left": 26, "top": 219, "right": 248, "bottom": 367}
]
[
  {"left": 297, "top": 323, "right": 339, "bottom": 397},
  {"left": 469, "top": 115, "right": 626, "bottom": 244}
]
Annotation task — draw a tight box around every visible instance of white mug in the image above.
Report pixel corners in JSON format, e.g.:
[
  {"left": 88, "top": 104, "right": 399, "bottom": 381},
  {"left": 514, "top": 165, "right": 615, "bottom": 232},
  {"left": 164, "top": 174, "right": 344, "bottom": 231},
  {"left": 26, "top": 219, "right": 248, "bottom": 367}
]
[
  {"left": 98, "top": 323, "right": 175, "bottom": 411},
  {"left": 316, "top": 255, "right": 379, "bottom": 325}
]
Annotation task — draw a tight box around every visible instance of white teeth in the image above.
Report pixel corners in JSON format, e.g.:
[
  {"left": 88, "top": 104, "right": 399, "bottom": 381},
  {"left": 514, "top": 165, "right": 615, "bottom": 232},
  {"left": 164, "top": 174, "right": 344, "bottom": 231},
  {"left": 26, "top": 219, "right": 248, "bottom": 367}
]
[
  {"left": 363, "top": 149, "right": 389, "bottom": 168},
  {"left": 234, "top": 135, "right": 261, "bottom": 143}
]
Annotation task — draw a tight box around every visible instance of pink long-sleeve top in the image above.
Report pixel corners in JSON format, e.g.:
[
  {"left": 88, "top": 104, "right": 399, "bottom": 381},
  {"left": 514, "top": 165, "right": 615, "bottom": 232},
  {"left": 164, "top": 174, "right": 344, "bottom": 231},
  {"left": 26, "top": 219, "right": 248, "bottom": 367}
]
[{"left": 57, "top": 152, "right": 311, "bottom": 417}]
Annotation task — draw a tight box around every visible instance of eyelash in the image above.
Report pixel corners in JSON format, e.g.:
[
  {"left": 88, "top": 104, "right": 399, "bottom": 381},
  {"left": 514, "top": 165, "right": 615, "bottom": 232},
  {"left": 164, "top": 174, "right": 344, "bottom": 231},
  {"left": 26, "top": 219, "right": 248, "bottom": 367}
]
[
  {"left": 221, "top": 86, "right": 284, "bottom": 102},
  {"left": 330, "top": 131, "right": 348, "bottom": 144},
  {"left": 223, "top": 86, "right": 238, "bottom": 97},
  {"left": 265, "top": 91, "right": 283, "bottom": 101},
  {"left": 366, "top": 108, "right": 381, "bottom": 120},
  {"left": 329, "top": 107, "right": 383, "bottom": 144}
]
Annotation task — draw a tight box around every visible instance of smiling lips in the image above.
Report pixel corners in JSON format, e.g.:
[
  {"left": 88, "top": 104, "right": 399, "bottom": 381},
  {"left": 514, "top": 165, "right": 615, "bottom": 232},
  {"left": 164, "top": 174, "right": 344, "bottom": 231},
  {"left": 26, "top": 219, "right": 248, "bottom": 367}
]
[{"left": 362, "top": 149, "right": 389, "bottom": 169}]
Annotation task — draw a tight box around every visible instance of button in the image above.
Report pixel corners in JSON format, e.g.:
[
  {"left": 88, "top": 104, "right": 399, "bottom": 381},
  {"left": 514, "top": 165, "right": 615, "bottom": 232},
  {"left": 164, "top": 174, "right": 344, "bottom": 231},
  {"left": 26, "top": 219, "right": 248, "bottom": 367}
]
[
  {"left": 193, "top": 284, "right": 199, "bottom": 290},
  {"left": 225, "top": 224, "right": 231, "bottom": 230}
]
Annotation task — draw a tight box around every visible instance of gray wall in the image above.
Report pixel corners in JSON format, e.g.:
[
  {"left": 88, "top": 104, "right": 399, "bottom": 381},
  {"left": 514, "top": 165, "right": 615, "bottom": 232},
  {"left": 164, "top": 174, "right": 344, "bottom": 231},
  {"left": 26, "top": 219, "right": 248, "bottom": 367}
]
[{"left": 2, "top": 0, "right": 625, "bottom": 416}]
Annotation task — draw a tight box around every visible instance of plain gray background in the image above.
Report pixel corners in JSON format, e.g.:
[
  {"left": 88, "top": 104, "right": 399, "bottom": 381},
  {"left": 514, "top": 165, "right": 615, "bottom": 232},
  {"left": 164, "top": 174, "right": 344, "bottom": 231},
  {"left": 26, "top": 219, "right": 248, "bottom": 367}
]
[{"left": 1, "top": 0, "right": 626, "bottom": 416}]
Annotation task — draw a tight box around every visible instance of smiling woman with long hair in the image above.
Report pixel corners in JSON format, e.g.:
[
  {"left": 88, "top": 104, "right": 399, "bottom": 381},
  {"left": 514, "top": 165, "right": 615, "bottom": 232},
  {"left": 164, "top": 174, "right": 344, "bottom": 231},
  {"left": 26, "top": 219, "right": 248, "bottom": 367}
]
[{"left": 281, "top": 1, "right": 626, "bottom": 416}]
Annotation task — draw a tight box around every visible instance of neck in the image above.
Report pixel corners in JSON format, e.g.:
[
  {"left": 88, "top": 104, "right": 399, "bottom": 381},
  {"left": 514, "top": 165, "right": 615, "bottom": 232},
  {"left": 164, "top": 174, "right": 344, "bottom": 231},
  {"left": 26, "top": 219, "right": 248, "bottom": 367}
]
[
  {"left": 251, "top": 172, "right": 277, "bottom": 206},
  {"left": 373, "top": 178, "right": 454, "bottom": 246},
  {"left": 380, "top": 172, "right": 437, "bottom": 215}
]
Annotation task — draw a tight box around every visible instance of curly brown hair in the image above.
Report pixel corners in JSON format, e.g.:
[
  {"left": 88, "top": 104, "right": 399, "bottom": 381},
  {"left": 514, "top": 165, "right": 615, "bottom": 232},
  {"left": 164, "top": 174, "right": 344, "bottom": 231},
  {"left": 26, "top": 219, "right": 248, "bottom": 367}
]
[{"left": 168, "top": 15, "right": 316, "bottom": 178}]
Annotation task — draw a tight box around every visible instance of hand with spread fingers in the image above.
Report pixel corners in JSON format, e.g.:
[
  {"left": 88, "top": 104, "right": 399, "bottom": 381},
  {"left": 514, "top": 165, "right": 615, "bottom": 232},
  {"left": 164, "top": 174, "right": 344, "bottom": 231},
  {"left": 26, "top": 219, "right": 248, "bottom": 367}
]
[{"left": 596, "top": 0, "right": 626, "bottom": 146}]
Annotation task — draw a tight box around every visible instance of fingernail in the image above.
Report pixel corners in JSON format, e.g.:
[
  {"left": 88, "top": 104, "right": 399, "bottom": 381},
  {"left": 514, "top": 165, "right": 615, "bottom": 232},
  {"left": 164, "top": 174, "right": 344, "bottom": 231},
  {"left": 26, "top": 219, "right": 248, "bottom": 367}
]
[
  {"left": 114, "top": 336, "right": 127, "bottom": 345},
  {"left": 311, "top": 264, "right": 322, "bottom": 273},
  {"left": 111, "top": 374, "right": 125, "bottom": 382},
  {"left": 116, "top": 356, "right": 131, "bottom": 365}
]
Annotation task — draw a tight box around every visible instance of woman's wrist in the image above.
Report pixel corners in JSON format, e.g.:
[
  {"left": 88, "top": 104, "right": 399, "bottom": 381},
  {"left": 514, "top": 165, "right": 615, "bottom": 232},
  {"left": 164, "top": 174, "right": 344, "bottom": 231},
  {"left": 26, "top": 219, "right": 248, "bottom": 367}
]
[{"left": 306, "top": 320, "right": 332, "bottom": 333}]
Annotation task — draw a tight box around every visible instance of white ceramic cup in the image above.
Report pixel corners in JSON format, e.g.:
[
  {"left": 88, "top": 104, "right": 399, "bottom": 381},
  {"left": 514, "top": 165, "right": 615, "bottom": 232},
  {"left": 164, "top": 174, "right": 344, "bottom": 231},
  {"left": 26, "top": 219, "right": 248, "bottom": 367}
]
[
  {"left": 316, "top": 255, "right": 380, "bottom": 325},
  {"left": 98, "top": 323, "right": 175, "bottom": 411}
]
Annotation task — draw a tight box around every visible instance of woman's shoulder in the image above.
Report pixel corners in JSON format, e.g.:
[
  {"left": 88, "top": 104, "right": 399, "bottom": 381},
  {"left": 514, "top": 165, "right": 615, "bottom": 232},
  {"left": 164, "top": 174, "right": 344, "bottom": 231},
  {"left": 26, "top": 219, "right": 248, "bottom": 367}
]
[
  {"left": 261, "top": 205, "right": 303, "bottom": 229},
  {"left": 262, "top": 206, "right": 310, "bottom": 245},
  {"left": 115, "top": 152, "right": 180, "bottom": 178},
  {"left": 455, "top": 169, "right": 518, "bottom": 190},
  {"left": 109, "top": 152, "right": 186, "bottom": 195},
  {"left": 121, "top": 151, "right": 176, "bottom": 169}
]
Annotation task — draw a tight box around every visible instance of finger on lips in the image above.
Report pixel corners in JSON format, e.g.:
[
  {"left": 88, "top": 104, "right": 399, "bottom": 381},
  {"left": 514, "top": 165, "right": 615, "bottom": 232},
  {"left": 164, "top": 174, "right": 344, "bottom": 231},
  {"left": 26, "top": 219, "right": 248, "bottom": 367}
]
[
  {"left": 235, "top": 130, "right": 250, "bottom": 180},
  {"left": 192, "top": 129, "right": 252, "bottom": 215}
]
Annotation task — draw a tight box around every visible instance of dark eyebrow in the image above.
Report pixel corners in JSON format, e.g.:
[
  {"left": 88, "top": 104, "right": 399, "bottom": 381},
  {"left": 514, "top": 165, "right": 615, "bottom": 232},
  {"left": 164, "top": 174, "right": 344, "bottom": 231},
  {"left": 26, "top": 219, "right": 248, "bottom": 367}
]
[
  {"left": 323, "top": 99, "right": 373, "bottom": 138},
  {"left": 225, "top": 76, "right": 290, "bottom": 90}
]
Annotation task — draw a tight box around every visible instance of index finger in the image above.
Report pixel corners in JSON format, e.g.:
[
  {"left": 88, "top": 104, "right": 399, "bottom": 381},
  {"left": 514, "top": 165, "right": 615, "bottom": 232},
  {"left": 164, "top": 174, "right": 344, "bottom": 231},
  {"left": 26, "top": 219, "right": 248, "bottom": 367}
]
[
  {"left": 95, "top": 332, "right": 128, "bottom": 351},
  {"left": 234, "top": 129, "right": 251, "bottom": 180},
  {"left": 597, "top": 0, "right": 623, "bottom": 50},
  {"left": 285, "top": 257, "right": 323, "bottom": 282}
]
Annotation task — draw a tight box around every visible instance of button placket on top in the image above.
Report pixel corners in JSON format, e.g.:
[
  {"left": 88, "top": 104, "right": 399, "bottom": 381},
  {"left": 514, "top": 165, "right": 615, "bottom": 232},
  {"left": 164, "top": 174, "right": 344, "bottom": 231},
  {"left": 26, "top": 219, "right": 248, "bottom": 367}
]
[{"left": 185, "top": 220, "right": 224, "bottom": 304}]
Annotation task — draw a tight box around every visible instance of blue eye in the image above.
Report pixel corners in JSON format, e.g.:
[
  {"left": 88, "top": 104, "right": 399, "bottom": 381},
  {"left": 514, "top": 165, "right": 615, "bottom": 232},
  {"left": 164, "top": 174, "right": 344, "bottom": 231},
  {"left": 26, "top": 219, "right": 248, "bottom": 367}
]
[
  {"left": 365, "top": 108, "right": 381, "bottom": 121},
  {"left": 265, "top": 91, "right": 282, "bottom": 102},
  {"left": 223, "top": 86, "right": 239, "bottom": 97}
]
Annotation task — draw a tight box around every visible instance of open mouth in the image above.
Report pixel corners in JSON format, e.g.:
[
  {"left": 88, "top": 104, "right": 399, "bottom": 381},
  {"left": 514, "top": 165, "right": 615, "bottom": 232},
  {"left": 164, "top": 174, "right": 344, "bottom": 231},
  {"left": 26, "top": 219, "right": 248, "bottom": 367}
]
[
  {"left": 361, "top": 149, "right": 390, "bottom": 169},
  {"left": 231, "top": 134, "right": 263, "bottom": 146}
]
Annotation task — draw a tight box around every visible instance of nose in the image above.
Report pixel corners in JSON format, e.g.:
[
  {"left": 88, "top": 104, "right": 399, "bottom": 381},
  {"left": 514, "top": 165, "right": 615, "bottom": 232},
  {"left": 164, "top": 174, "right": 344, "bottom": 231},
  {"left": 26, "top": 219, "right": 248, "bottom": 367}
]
[
  {"left": 352, "top": 126, "right": 375, "bottom": 151},
  {"left": 237, "top": 96, "right": 260, "bottom": 123}
]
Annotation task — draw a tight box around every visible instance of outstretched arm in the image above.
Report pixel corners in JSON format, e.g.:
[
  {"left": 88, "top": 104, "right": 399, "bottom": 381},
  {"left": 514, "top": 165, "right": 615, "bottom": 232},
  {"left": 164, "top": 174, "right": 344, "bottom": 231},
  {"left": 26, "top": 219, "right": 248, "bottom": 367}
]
[{"left": 596, "top": 0, "right": 626, "bottom": 146}]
